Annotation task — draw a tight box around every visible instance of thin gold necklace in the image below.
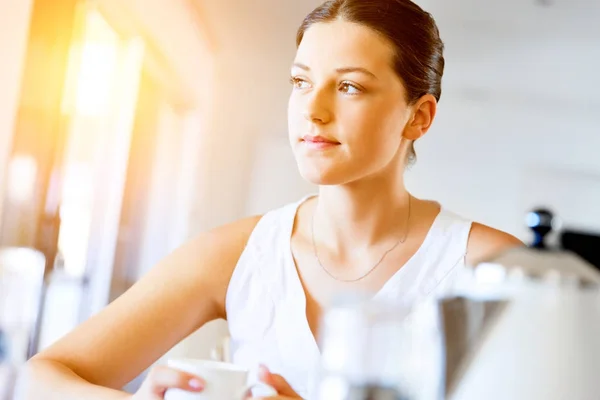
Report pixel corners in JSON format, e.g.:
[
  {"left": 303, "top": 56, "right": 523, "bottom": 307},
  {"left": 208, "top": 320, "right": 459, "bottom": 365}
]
[{"left": 310, "top": 194, "right": 412, "bottom": 283}]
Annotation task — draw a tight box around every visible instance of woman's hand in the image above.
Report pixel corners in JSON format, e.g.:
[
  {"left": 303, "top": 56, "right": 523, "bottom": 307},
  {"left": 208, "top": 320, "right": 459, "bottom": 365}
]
[
  {"left": 131, "top": 364, "right": 301, "bottom": 400},
  {"left": 253, "top": 365, "right": 303, "bottom": 400},
  {"left": 132, "top": 365, "right": 205, "bottom": 399}
]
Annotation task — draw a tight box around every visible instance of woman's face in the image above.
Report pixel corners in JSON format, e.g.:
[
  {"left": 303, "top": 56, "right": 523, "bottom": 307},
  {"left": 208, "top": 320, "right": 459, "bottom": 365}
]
[{"left": 288, "top": 20, "right": 413, "bottom": 186}]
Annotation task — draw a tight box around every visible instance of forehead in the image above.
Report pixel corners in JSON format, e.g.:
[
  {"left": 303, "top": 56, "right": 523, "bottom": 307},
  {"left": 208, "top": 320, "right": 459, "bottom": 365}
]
[{"left": 295, "top": 19, "right": 396, "bottom": 75}]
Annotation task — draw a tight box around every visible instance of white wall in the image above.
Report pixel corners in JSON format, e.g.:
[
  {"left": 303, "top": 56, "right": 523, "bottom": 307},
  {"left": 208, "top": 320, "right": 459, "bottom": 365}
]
[
  {"left": 0, "top": 0, "right": 34, "bottom": 227},
  {"left": 405, "top": 0, "right": 600, "bottom": 239}
]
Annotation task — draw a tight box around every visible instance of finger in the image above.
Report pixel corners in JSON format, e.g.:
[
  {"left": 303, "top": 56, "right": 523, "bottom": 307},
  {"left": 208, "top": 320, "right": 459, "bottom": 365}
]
[
  {"left": 257, "top": 365, "right": 299, "bottom": 398},
  {"left": 147, "top": 366, "right": 205, "bottom": 395}
]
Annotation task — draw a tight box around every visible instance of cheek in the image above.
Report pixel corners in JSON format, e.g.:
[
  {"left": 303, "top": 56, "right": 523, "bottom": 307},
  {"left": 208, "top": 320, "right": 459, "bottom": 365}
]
[
  {"left": 343, "top": 103, "right": 404, "bottom": 155},
  {"left": 287, "top": 94, "right": 303, "bottom": 133}
]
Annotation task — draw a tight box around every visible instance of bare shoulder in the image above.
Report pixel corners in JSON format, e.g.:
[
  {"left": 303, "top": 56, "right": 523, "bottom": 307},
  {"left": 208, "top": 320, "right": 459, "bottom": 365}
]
[
  {"left": 123, "top": 213, "right": 264, "bottom": 320},
  {"left": 465, "top": 222, "right": 524, "bottom": 266},
  {"left": 185, "top": 215, "right": 264, "bottom": 310},
  {"left": 189, "top": 214, "right": 264, "bottom": 270},
  {"left": 181, "top": 214, "right": 261, "bottom": 279},
  {"left": 32, "top": 215, "right": 262, "bottom": 389}
]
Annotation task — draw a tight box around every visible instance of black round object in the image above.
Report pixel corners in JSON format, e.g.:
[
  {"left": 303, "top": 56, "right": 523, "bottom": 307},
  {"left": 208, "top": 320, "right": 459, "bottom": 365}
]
[{"left": 526, "top": 208, "right": 555, "bottom": 249}]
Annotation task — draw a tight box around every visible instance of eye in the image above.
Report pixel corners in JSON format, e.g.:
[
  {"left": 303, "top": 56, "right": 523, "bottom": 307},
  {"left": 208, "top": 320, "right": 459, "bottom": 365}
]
[
  {"left": 290, "top": 77, "right": 311, "bottom": 90},
  {"left": 339, "top": 81, "right": 362, "bottom": 95}
]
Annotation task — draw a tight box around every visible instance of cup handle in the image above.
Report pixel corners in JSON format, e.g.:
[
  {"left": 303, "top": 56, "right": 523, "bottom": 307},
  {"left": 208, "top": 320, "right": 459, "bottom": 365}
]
[{"left": 237, "top": 381, "right": 278, "bottom": 399}]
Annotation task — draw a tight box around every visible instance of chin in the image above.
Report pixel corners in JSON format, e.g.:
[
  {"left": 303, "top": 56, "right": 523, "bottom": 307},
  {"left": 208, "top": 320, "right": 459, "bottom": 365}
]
[{"left": 296, "top": 162, "right": 354, "bottom": 186}]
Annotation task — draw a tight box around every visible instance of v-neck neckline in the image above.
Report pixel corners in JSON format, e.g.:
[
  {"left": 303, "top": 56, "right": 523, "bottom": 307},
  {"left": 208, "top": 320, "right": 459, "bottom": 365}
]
[{"left": 282, "top": 195, "right": 444, "bottom": 356}]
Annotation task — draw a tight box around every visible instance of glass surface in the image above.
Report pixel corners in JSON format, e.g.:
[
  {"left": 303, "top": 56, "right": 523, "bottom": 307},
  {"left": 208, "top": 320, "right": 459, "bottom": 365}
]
[
  {"left": 314, "top": 295, "right": 445, "bottom": 400},
  {"left": 0, "top": 248, "right": 45, "bottom": 400}
]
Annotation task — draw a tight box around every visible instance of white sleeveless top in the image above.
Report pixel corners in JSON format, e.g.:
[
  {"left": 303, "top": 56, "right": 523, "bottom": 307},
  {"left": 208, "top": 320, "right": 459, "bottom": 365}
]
[{"left": 225, "top": 196, "right": 472, "bottom": 399}]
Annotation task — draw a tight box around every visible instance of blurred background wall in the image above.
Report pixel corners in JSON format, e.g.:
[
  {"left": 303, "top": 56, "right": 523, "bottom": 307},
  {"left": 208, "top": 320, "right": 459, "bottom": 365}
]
[{"left": 0, "top": 0, "right": 599, "bottom": 390}]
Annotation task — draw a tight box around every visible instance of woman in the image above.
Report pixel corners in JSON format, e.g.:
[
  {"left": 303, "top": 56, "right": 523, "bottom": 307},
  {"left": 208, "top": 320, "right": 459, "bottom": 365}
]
[{"left": 22, "top": 0, "right": 521, "bottom": 399}]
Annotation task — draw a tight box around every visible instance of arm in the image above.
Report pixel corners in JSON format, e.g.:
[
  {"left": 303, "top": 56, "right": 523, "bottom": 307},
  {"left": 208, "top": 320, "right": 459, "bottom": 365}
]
[
  {"left": 19, "top": 216, "right": 262, "bottom": 399},
  {"left": 465, "top": 222, "right": 524, "bottom": 266}
]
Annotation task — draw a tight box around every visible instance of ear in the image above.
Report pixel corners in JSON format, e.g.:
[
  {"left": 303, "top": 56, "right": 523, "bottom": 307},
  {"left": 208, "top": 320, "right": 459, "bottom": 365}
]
[{"left": 403, "top": 94, "right": 437, "bottom": 141}]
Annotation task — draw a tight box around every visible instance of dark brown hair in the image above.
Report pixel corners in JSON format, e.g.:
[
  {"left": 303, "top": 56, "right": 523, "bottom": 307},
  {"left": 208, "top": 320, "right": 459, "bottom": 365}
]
[{"left": 296, "top": 0, "right": 445, "bottom": 165}]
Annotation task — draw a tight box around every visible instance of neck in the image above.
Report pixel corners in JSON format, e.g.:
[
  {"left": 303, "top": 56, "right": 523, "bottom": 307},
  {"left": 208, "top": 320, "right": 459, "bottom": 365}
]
[{"left": 313, "top": 168, "right": 411, "bottom": 251}]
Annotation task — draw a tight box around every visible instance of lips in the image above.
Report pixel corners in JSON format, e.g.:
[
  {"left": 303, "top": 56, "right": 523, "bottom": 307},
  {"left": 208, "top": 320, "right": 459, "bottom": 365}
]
[
  {"left": 300, "top": 135, "right": 341, "bottom": 151},
  {"left": 301, "top": 135, "right": 340, "bottom": 144}
]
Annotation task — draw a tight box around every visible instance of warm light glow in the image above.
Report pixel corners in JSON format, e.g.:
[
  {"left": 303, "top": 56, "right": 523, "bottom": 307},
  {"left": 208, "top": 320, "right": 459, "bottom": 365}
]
[
  {"left": 57, "top": 8, "right": 145, "bottom": 277},
  {"left": 74, "top": 40, "right": 119, "bottom": 116},
  {"left": 57, "top": 163, "right": 94, "bottom": 277},
  {"left": 62, "top": 10, "right": 120, "bottom": 117},
  {"left": 6, "top": 155, "right": 37, "bottom": 203}
]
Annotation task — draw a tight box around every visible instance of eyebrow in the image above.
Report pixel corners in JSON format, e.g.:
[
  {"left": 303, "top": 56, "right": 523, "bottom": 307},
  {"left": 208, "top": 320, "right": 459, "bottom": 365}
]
[{"left": 292, "top": 62, "right": 378, "bottom": 80}]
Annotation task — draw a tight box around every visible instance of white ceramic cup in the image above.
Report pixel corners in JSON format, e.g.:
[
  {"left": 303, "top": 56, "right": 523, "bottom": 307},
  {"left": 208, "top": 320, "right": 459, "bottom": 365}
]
[{"left": 164, "top": 359, "right": 277, "bottom": 400}]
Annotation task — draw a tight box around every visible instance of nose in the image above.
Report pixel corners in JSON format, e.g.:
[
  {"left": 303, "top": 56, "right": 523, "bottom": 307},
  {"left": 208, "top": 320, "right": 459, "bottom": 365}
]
[{"left": 303, "top": 88, "right": 332, "bottom": 124}]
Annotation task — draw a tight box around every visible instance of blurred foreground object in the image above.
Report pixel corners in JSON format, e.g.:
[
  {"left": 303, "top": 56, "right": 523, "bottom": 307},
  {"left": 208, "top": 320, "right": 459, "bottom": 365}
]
[
  {"left": 314, "top": 295, "right": 445, "bottom": 400},
  {"left": 0, "top": 248, "right": 45, "bottom": 399},
  {"left": 444, "top": 208, "right": 600, "bottom": 400}
]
